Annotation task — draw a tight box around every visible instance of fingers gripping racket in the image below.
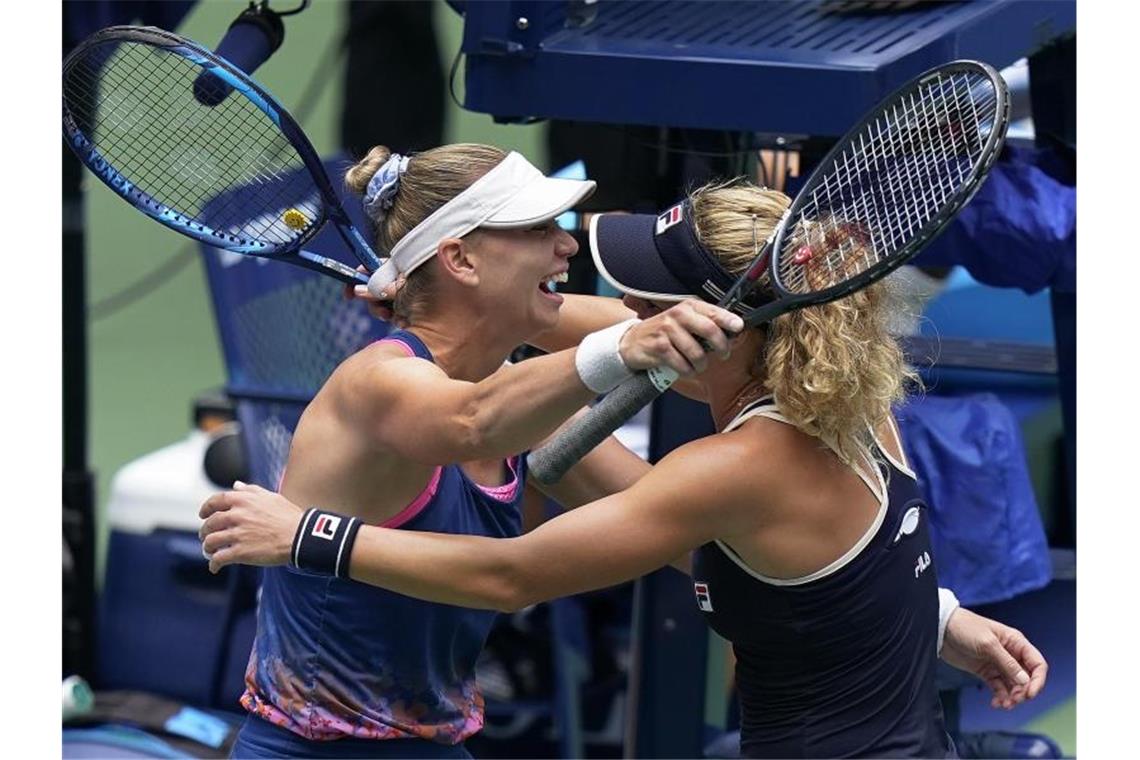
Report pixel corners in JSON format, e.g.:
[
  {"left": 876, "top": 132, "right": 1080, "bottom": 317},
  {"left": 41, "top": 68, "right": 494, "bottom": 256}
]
[
  {"left": 63, "top": 25, "right": 377, "bottom": 285},
  {"left": 529, "top": 60, "right": 1010, "bottom": 484}
]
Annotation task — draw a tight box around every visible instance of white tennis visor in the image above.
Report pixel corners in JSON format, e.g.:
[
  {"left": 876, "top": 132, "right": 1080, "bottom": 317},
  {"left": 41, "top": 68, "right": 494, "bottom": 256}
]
[{"left": 367, "top": 151, "right": 596, "bottom": 297}]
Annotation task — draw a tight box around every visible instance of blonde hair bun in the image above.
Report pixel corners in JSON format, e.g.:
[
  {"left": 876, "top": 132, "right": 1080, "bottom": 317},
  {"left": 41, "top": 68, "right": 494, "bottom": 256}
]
[{"left": 345, "top": 145, "right": 393, "bottom": 196}]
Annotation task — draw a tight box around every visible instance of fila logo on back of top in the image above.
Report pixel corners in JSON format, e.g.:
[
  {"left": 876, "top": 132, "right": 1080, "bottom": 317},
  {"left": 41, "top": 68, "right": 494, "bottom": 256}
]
[
  {"left": 656, "top": 204, "right": 684, "bottom": 235},
  {"left": 694, "top": 582, "right": 714, "bottom": 612},
  {"left": 313, "top": 514, "right": 341, "bottom": 540},
  {"left": 914, "top": 551, "right": 931, "bottom": 578}
]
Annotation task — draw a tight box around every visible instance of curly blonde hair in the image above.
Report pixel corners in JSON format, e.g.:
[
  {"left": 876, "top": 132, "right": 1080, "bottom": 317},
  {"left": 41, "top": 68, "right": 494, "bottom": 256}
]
[
  {"left": 344, "top": 143, "right": 508, "bottom": 323},
  {"left": 690, "top": 179, "right": 919, "bottom": 466}
]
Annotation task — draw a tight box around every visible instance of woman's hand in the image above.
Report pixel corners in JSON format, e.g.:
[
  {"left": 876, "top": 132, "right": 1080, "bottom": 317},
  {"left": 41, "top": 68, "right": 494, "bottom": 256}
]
[
  {"left": 342, "top": 265, "right": 398, "bottom": 324},
  {"left": 198, "top": 482, "right": 304, "bottom": 574},
  {"left": 620, "top": 299, "right": 744, "bottom": 376},
  {"left": 941, "top": 607, "right": 1049, "bottom": 709}
]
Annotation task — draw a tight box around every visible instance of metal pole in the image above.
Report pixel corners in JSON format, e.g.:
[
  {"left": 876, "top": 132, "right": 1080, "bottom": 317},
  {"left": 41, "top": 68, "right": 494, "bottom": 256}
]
[{"left": 62, "top": 141, "right": 96, "bottom": 681}]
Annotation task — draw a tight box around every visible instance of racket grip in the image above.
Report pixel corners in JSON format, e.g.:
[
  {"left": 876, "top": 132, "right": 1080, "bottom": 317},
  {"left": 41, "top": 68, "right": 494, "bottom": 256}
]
[{"left": 528, "top": 369, "right": 677, "bottom": 484}]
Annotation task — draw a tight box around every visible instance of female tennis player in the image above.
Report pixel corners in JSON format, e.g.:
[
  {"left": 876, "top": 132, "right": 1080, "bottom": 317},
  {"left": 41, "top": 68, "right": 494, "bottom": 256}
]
[
  {"left": 214, "top": 143, "right": 743, "bottom": 759},
  {"left": 202, "top": 179, "right": 1047, "bottom": 758}
]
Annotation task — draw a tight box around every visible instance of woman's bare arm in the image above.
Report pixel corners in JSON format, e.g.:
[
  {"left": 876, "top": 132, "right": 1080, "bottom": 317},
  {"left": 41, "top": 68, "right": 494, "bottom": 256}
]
[
  {"left": 351, "top": 300, "right": 736, "bottom": 463},
  {"left": 200, "top": 434, "right": 764, "bottom": 608}
]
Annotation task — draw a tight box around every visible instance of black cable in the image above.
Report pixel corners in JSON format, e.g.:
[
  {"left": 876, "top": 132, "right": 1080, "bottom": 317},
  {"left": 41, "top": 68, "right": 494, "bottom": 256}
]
[
  {"left": 275, "top": 0, "right": 311, "bottom": 18},
  {"left": 88, "top": 6, "right": 345, "bottom": 322},
  {"left": 447, "top": 42, "right": 464, "bottom": 111},
  {"left": 88, "top": 247, "right": 198, "bottom": 321}
]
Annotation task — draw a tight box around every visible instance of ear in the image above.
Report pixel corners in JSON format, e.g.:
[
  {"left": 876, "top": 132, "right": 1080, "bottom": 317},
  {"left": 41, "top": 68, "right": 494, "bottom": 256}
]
[{"left": 435, "top": 237, "right": 480, "bottom": 288}]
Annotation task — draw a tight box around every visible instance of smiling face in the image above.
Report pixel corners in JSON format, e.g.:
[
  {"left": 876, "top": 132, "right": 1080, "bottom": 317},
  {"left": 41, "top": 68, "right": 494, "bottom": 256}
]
[{"left": 464, "top": 220, "right": 579, "bottom": 334}]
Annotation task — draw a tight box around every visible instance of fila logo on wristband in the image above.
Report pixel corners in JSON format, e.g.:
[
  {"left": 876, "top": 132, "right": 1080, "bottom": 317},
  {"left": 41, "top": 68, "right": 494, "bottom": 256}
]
[
  {"left": 313, "top": 514, "right": 341, "bottom": 540},
  {"left": 292, "top": 508, "right": 362, "bottom": 578}
]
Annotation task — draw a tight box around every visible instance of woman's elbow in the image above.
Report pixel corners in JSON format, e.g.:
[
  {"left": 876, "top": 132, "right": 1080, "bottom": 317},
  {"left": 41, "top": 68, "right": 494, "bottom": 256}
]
[
  {"left": 493, "top": 594, "right": 528, "bottom": 614},
  {"left": 488, "top": 555, "right": 546, "bottom": 613},
  {"left": 456, "top": 399, "right": 505, "bottom": 458},
  {"left": 490, "top": 575, "right": 533, "bottom": 613},
  {"left": 438, "top": 406, "right": 489, "bottom": 460}
]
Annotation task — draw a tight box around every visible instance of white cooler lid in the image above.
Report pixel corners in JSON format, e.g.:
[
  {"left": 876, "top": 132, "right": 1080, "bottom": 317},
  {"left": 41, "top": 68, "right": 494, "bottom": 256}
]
[{"left": 106, "top": 430, "right": 224, "bottom": 534}]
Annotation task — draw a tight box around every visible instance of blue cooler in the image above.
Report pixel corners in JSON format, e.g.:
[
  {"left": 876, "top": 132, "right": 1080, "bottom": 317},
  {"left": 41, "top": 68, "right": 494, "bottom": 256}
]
[{"left": 97, "top": 430, "right": 259, "bottom": 713}]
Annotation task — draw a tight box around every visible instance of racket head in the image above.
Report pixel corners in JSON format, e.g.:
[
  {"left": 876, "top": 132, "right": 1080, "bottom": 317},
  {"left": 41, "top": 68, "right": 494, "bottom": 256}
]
[
  {"left": 62, "top": 26, "right": 351, "bottom": 262},
  {"left": 763, "top": 60, "right": 1010, "bottom": 312}
]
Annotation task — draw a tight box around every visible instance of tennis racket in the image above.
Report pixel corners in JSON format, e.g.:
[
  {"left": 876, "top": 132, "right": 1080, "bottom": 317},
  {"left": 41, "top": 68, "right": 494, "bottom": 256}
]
[
  {"left": 529, "top": 59, "right": 1010, "bottom": 484},
  {"left": 63, "top": 25, "right": 377, "bottom": 285}
]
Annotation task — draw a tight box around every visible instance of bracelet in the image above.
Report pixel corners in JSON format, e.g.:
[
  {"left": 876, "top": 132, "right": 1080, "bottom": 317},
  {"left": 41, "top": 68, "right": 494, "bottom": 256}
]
[
  {"left": 937, "top": 586, "right": 960, "bottom": 656},
  {"left": 575, "top": 318, "right": 639, "bottom": 393},
  {"left": 291, "top": 508, "right": 362, "bottom": 579}
]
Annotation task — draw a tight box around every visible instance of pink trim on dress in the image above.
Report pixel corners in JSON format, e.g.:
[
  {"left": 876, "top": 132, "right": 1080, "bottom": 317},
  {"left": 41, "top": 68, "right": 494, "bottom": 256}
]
[
  {"left": 475, "top": 456, "right": 521, "bottom": 502},
  {"left": 381, "top": 466, "right": 443, "bottom": 528},
  {"left": 376, "top": 337, "right": 416, "bottom": 357}
]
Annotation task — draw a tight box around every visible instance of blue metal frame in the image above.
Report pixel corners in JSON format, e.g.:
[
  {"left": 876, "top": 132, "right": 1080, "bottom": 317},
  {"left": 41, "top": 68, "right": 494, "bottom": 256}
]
[{"left": 461, "top": 1, "right": 1074, "bottom": 135}]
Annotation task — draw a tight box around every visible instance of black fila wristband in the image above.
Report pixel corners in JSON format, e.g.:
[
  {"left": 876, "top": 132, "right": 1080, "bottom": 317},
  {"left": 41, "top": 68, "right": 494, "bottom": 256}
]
[{"left": 290, "top": 508, "right": 362, "bottom": 579}]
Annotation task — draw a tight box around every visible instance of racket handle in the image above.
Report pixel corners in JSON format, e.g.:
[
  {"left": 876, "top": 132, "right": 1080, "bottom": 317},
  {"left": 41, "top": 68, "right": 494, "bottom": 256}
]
[{"left": 528, "top": 368, "right": 679, "bottom": 484}]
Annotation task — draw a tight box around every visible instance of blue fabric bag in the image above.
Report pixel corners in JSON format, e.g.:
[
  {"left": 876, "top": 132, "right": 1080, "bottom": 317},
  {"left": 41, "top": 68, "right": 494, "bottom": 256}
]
[
  {"left": 895, "top": 393, "right": 1052, "bottom": 606},
  {"left": 914, "top": 143, "right": 1075, "bottom": 295}
]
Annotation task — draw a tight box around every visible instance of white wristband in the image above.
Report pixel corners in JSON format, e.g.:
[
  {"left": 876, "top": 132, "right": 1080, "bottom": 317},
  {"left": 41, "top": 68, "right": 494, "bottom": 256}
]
[
  {"left": 937, "top": 587, "right": 960, "bottom": 657},
  {"left": 575, "top": 318, "right": 639, "bottom": 394}
]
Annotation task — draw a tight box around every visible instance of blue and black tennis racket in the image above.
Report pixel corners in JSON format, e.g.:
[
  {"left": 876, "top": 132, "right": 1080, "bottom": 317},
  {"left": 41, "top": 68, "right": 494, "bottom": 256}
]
[
  {"left": 529, "top": 60, "right": 1011, "bottom": 484},
  {"left": 63, "top": 25, "right": 376, "bottom": 285}
]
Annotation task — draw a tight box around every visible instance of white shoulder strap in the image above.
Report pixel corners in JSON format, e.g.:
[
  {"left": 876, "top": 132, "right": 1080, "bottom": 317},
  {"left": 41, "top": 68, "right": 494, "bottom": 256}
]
[
  {"left": 870, "top": 415, "right": 917, "bottom": 480},
  {"left": 724, "top": 394, "right": 790, "bottom": 432}
]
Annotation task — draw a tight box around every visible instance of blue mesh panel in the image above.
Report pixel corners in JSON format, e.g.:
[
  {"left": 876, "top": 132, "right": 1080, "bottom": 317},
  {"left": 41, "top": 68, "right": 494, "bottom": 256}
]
[
  {"left": 234, "top": 400, "right": 305, "bottom": 489},
  {"left": 200, "top": 154, "right": 390, "bottom": 487}
]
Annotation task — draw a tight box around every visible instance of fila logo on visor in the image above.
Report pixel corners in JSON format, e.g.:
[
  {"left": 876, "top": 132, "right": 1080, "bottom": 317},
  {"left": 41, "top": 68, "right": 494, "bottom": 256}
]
[
  {"left": 656, "top": 204, "right": 683, "bottom": 235},
  {"left": 694, "top": 582, "right": 714, "bottom": 612},
  {"left": 313, "top": 514, "right": 341, "bottom": 540}
]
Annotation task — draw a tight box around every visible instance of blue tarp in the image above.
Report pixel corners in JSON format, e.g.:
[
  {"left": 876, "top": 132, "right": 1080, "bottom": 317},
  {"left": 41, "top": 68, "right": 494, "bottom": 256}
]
[
  {"left": 896, "top": 393, "right": 1053, "bottom": 606},
  {"left": 915, "top": 143, "right": 1076, "bottom": 295}
]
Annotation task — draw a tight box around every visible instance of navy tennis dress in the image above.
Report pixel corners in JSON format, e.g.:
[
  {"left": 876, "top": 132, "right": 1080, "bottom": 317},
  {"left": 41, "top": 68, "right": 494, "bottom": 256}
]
[
  {"left": 691, "top": 397, "right": 954, "bottom": 758},
  {"left": 234, "top": 330, "right": 526, "bottom": 758}
]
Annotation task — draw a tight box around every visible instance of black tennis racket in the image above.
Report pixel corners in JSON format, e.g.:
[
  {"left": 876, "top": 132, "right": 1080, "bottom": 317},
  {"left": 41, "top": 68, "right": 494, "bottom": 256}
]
[
  {"left": 529, "top": 59, "right": 1010, "bottom": 484},
  {"left": 63, "top": 25, "right": 377, "bottom": 285}
]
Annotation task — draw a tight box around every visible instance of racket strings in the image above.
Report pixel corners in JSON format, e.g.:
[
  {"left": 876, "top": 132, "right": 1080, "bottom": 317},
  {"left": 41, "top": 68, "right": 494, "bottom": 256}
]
[
  {"left": 789, "top": 74, "right": 996, "bottom": 289},
  {"left": 70, "top": 47, "right": 304, "bottom": 223},
  {"left": 861, "top": 79, "right": 994, "bottom": 228},
  {"left": 839, "top": 82, "right": 993, "bottom": 258},
  {"left": 64, "top": 40, "right": 322, "bottom": 250},
  {"left": 778, "top": 69, "right": 998, "bottom": 295},
  {"left": 68, "top": 56, "right": 243, "bottom": 205}
]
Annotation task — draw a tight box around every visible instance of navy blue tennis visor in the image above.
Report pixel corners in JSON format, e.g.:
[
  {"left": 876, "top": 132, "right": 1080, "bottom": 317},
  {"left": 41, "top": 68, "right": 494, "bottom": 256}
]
[{"left": 589, "top": 201, "right": 750, "bottom": 310}]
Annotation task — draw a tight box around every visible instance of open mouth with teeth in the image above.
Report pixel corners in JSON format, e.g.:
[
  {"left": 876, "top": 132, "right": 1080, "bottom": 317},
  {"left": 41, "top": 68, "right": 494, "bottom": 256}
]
[{"left": 538, "top": 271, "right": 569, "bottom": 297}]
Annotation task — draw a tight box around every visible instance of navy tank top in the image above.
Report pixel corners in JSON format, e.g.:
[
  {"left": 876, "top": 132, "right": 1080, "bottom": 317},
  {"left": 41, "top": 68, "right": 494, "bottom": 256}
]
[
  {"left": 691, "top": 397, "right": 952, "bottom": 759},
  {"left": 241, "top": 330, "right": 525, "bottom": 746}
]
